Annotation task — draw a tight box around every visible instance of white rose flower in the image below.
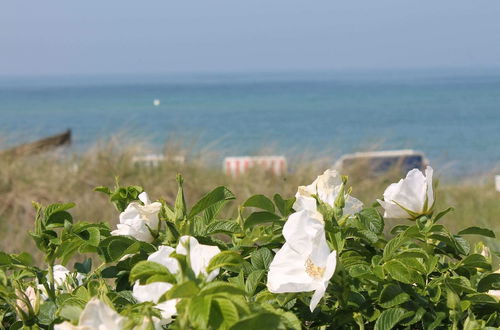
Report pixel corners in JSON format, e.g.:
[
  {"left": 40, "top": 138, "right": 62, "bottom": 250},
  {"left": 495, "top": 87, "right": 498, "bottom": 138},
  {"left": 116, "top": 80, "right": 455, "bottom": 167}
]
[
  {"left": 53, "top": 265, "right": 84, "bottom": 287},
  {"left": 176, "top": 236, "right": 221, "bottom": 282},
  {"left": 377, "top": 166, "right": 434, "bottom": 219},
  {"left": 267, "top": 210, "right": 337, "bottom": 312},
  {"left": 293, "top": 169, "right": 363, "bottom": 216},
  {"left": 111, "top": 192, "right": 162, "bottom": 243},
  {"left": 132, "top": 246, "right": 179, "bottom": 325},
  {"left": 38, "top": 265, "right": 84, "bottom": 300},
  {"left": 54, "top": 298, "right": 125, "bottom": 330}
]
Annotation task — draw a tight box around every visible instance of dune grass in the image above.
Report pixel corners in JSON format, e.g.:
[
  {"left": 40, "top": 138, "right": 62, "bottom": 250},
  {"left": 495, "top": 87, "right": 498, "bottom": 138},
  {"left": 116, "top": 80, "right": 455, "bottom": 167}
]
[{"left": 0, "top": 138, "right": 498, "bottom": 259}]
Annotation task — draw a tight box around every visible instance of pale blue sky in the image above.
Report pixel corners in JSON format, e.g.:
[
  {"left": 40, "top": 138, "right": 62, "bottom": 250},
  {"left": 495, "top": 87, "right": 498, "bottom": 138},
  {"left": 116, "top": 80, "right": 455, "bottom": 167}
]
[{"left": 1, "top": 0, "right": 500, "bottom": 75}]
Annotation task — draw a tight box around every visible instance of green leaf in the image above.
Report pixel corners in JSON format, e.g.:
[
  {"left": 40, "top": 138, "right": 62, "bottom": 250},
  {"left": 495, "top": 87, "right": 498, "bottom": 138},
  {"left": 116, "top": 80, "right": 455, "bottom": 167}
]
[
  {"left": 244, "top": 212, "right": 282, "bottom": 230},
  {"left": 433, "top": 207, "right": 453, "bottom": 222},
  {"left": 58, "top": 299, "right": 85, "bottom": 322},
  {"left": 458, "top": 226, "right": 496, "bottom": 238},
  {"left": 379, "top": 284, "right": 410, "bottom": 308},
  {"left": 243, "top": 195, "right": 275, "bottom": 213},
  {"left": 445, "top": 276, "right": 475, "bottom": 294},
  {"left": 38, "top": 301, "right": 57, "bottom": 325},
  {"left": 245, "top": 270, "right": 266, "bottom": 296},
  {"left": 74, "top": 258, "right": 92, "bottom": 274},
  {"left": 199, "top": 282, "right": 246, "bottom": 296},
  {"left": 273, "top": 194, "right": 295, "bottom": 217},
  {"left": 465, "top": 293, "right": 498, "bottom": 304},
  {"left": 383, "top": 234, "right": 407, "bottom": 261},
  {"left": 0, "top": 252, "right": 12, "bottom": 266},
  {"left": 383, "top": 260, "right": 422, "bottom": 285},
  {"left": 457, "top": 254, "right": 491, "bottom": 270},
  {"left": 205, "top": 221, "right": 242, "bottom": 235},
  {"left": 189, "top": 296, "right": 212, "bottom": 329},
  {"left": 213, "top": 298, "right": 240, "bottom": 328},
  {"left": 357, "top": 207, "right": 384, "bottom": 234},
  {"left": 108, "top": 237, "right": 136, "bottom": 262},
  {"left": 250, "top": 248, "right": 273, "bottom": 270},
  {"left": 229, "top": 312, "right": 281, "bottom": 330},
  {"left": 164, "top": 281, "right": 200, "bottom": 300},
  {"left": 129, "top": 261, "right": 176, "bottom": 284},
  {"left": 477, "top": 273, "right": 500, "bottom": 292},
  {"left": 374, "top": 308, "right": 408, "bottom": 330},
  {"left": 207, "top": 251, "right": 244, "bottom": 273},
  {"left": 189, "top": 186, "right": 235, "bottom": 219}
]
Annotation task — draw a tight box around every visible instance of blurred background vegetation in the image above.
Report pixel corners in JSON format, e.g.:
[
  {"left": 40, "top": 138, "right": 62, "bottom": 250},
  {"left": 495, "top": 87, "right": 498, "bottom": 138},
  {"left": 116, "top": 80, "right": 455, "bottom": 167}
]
[{"left": 0, "top": 137, "right": 498, "bottom": 262}]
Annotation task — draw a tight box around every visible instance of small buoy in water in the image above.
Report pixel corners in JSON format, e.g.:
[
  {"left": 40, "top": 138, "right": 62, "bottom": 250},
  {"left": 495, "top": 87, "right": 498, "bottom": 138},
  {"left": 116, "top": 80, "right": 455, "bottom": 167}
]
[{"left": 153, "top": 99, "right": 160, "bottom": 106}]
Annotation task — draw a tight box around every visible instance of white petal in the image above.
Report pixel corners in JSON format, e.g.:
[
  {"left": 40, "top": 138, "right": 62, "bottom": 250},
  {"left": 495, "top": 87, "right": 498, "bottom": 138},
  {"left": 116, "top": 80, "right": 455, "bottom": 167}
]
[
  {"left": 148, "top": 246, "right": 179, "bottom": 274},
  {"left": 133, "top": 281, "right": 173, "bottom": 303},
  {"left": 292, "top": 194, "right": 317, "bottom": 212},
  {"left": 79, "top": 298, "right": 125, "bottom": 329},
  {"left": 156, "top": 299, "right": 178, "bottom": 324},
  {"left": 119, "top": 203, "right": 141, "bottom": 224},
  {"left": 139, "top": 192, "right": 151, "bottom": 205},
  {"left": 344, "top": 196, "right": 363, "bottom": 215},
  {"left": 389, "top": 168, "right": 427, "bottom": 213},
  {"left": 176, "top": 236, "right": 199, "bottom": 255},
  {"left": 425, "top": 166, "right": 434, "bottom": 210},
  {"left": 488, "top": 289, "right": 500, "bottom": 300},
  {"left": 315, "top": 169, "right": 343, "bottom": 206},
  {"left": 377, "top": 199, "right": 410, "bottom": 219},
  {"left": 282, "top": 210, "right": 325, "bottom": 253},
  {"left": 190, "top": 243, "right": 221, "bottom": 279},
  {"left": 176, "top": 236, "right": 221, "bottom": 280},
  {"left": 267, "top": 243, "right": 314, "bottom": 293},
  {"left": 322, "top": 250, "right": 337, "bottom": 282},
  {"left": 309, "top": 284, "right": 326, "bottom": 312},
  {"left": 52, "top": 265, "right": 70, "bottom": 286},
  {"left": 54, "top": 321, "right": 80, "bottom": 330}
]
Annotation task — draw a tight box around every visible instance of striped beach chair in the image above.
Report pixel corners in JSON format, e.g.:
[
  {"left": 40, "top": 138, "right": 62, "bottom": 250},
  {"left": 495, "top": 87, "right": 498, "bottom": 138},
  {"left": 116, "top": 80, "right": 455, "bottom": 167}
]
[{"left": 224, "top": 156, "right": 287, "bottom": 177}]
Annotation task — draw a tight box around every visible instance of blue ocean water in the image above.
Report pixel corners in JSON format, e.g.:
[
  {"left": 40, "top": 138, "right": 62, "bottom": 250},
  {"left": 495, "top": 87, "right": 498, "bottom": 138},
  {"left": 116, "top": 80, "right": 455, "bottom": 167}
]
[{"left": 0, "top": 69, "right": 499, "bottom": 176}]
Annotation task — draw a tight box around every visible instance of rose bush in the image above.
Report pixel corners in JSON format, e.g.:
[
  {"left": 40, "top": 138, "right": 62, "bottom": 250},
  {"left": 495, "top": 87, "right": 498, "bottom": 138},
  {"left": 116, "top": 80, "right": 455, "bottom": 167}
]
[{"left": 0, "top": 169, "right": 499, "bottom": 329}]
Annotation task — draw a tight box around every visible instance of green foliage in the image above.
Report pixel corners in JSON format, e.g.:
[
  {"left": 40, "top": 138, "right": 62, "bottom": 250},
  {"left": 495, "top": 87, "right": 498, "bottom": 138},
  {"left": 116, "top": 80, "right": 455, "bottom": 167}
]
[{"left": 0, "top": 174, "right": 499, "bottom": 329}]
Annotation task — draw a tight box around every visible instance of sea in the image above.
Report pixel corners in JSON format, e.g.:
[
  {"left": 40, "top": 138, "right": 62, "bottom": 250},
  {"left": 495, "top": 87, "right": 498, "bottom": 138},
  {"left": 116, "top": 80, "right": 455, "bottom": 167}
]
[{"left": 1, "top": 69, "right": 499, "bottom": 177}]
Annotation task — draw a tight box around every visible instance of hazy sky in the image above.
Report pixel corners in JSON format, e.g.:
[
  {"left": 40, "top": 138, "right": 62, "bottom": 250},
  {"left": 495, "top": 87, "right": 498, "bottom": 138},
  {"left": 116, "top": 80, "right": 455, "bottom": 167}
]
[{"left": 1, "top": 0, "right": 500, "bottom": 75}]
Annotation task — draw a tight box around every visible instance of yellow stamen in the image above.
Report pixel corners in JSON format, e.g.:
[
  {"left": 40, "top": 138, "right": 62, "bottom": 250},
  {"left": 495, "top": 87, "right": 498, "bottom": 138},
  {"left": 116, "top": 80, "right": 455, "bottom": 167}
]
[{"left": 305, "top": 258, "right": 325, "bottom": 279}]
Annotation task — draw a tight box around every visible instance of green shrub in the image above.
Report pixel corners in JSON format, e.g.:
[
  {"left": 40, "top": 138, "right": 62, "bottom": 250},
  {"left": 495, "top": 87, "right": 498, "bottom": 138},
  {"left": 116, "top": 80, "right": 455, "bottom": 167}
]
[{"left": 1, "top": 167, "right": 499, "bottom": 329}]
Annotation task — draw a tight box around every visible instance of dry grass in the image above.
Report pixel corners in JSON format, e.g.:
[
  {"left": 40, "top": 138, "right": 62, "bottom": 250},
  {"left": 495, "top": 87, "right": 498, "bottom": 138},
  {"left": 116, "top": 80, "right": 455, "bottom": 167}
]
[{"left": 0, "top": 138, "right": 499, "bottom": 258}]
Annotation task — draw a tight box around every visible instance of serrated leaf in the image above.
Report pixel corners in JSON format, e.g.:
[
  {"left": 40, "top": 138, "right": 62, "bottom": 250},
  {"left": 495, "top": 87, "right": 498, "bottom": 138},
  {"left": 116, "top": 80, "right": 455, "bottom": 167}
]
[
  {"left": 189, "top": 296, "right": 212, "bottom": 329},
  {"left": 379, "top": 284, "right": 410, "bottom": 308},
  {"left": 244, "top": 212, "right": 282, "bottom": 230},
  {"left": 383, "top": 234, "right": 407, "bottom": 261},
  {"left": 129, "top": 261, "right": 176, "bottom": 284},
  {"left": 457, "top": 254, "right": 491, "bottom": 270},
  {"left": 243, "top": 195, "right": 275, "bottom": 213},
  {"left": 207, "top": 251, "right": 244, "bottom": 273},
  {"left": 274, "top": 194, "right": 295, "bottom": 217},
  {"left": 189, "top": 186, "right": 235, "bottom": 219},
  {"left": 357, "top": 207, "right": 384, "bottom": 234},
  {"left": 245, "top": 270, "right": 265, "bottom": 296},
  {"left": 383, "top": 260, "right": 421, "bottom": 285},
  {"left": 374, "top": 308, "right": 408, "bottom": 330},
  {"left": 199, "top": 282, "right": 246, "bottom": 296},
  {"left": 213, "top": 298, "right": 240, "bottom": 328},
  {"left": 205, "top": 221, "right": 242, "bottom": 235},
  {"left": 164, "top": 281, "right": 200, "bottom": 300},
  {"left": 250, "top": 248, "right": 273, "bottom": 270}
]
